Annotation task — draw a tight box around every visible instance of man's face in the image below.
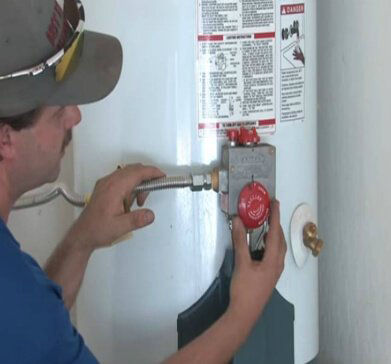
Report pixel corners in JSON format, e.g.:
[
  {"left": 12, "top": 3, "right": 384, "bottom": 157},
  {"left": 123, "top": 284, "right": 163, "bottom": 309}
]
[{"left": 12, "top": 105, "right": 81, "bottom": 191}]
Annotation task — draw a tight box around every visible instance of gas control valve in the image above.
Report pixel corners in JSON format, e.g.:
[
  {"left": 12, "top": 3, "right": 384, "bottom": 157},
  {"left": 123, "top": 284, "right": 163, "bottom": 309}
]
[{"left": 212, "top": 127, "right": 276, "bottom": 260}]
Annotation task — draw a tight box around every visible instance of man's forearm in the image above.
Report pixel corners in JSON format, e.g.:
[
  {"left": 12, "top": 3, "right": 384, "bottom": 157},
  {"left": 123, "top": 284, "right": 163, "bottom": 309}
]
[
  {"left": 45, "top": 228, "right": 94, "bottom": 310},
  {"left": 163, "top": 308, "right": 256, "bottom": 364}
]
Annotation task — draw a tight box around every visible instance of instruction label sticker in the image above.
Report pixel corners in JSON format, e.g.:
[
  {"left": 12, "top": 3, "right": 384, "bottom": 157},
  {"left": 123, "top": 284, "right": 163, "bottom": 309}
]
[
  {"left": 280, "top": 3, "right": 305, "bottom": 122},
  {"left": 197, "top": 0, "right": 276, "bottom": 138}
]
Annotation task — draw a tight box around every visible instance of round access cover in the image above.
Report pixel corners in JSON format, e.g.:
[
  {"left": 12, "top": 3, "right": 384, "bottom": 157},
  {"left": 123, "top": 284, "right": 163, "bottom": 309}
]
[{"left": 290, "top": 203, "right": 316, "bottom": 268}]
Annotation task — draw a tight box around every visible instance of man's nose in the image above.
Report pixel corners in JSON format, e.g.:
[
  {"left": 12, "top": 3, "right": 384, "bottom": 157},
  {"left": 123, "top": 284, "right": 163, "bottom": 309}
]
[{"left": 64, "top": 105, "right": 82, "bottom": 129}]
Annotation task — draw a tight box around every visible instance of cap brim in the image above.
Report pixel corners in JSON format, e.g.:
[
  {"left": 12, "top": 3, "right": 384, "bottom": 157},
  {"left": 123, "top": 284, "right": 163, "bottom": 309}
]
[{"left": 0, "top": 31, "right": 123, "bottom": 117}]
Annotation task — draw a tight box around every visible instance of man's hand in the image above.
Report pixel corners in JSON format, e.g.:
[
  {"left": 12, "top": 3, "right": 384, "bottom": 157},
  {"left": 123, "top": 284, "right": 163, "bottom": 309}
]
[
  {"left": 163, "top": 200, "right": 286, "bottom": 364},
  {"left": 228, "top": 200, "right": 287, "bottom": 327},
  {"left": 45, "top": 164, "right": 165, "bottom": 309},
  {"left": 71, "top": 164, "right": 165, "bottom": 251}
]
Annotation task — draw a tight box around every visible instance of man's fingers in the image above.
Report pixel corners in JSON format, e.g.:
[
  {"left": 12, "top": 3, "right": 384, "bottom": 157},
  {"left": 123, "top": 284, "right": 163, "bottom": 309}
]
[
  {"left": 117, "top": 209, "right": 155, "bottom": 236},
  {"left": 123, "top": 191, "right": 149, "bottom": 212},
  {"left": 267, "top": 200, "right": 281, "bottom": 235},
  {"left": 232, "top": 217, "right": 251, "bottom": 265},
  {"left": 137, "top": 192, "right": 150, "bottom": 207},
  {"left": 263, "top": 200, "right": 286, "bottom": 263},
  {"left": 123, "top": 194, "right": 133, "bottom": 213}
]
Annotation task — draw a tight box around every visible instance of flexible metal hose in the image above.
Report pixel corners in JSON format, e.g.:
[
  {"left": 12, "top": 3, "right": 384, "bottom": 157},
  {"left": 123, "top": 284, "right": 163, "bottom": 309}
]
[
  {"left": 134, "top": 176, "right": 193, "bottom": 192},
  {"left": 13, "top": 176, "right": 195, "bottom": 209}
]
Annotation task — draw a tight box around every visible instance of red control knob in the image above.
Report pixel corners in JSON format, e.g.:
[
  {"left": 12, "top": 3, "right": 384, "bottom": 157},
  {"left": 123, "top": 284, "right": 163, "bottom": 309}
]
[
  {"left": 251, "top": 127, "right": 261, "bottom": 144},
  {"left": 227, "top": 129, "right": 239, "bottom": 143},
  {"left": 238, "top": 127, "right": 261, "bottom": 145},
  {"left": 238, "top": 182, "right": 270, "bottom": 229}
]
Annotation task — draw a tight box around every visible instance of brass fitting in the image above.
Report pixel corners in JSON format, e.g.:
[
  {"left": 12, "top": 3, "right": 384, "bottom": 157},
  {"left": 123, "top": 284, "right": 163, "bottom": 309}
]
[
  {"left": 211, "top": 168, "right": 220, "bottom": 192},
  {"left": 303, "top": 222, "right": 324, "bottom": 257}
]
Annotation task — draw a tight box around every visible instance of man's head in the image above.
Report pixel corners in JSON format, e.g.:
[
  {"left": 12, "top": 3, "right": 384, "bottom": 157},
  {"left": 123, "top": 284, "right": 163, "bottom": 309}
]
[
  {"left": 0, "top": 106, "right": 81, "bottom": 194},
  {"left": 0, "top": 0, "right": 123, "bottom": 198}
]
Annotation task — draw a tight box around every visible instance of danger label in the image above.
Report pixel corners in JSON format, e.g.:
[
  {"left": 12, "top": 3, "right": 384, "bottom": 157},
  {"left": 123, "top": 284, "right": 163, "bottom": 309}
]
[
  {"left": 197, "top": 0, "right": 276, "bottom": 137},
  {"left": 280, "top": 3, "right": 305, "bottom": 122},
  {"left": 281, "top": 4, "right": 305, "bottom": 15}
]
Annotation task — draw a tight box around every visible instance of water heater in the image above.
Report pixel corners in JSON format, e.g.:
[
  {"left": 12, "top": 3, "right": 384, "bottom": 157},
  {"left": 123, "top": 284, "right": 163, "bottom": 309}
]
[{"left": 73, "top": 0, "right": 319, "bottom": 362}]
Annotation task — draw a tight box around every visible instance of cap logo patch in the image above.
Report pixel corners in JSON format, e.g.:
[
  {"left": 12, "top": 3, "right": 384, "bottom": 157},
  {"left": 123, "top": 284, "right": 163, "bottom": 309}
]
[{"left": 46, "top": 1, "right": 71, "bottom": 50}]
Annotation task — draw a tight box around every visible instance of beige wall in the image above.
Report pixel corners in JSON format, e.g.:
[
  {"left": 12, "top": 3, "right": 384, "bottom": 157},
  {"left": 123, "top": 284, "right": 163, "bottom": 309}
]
[{"left": 318, "top": 1, "right": 391, "bottom": 363}]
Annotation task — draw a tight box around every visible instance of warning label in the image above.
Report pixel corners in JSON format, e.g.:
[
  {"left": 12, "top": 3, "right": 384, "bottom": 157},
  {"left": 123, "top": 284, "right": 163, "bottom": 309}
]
[
  {"left": 197, "top": 0, "right": 276, "bottom": 137},
  {"left": 280, "top": 3, "right": 305, "bottom": 122}
]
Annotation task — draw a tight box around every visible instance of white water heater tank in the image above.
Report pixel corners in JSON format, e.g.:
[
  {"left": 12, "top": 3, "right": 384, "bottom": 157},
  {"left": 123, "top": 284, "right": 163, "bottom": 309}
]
[{"left": 74, "top": 1, "right": 318, "bottom": 363}]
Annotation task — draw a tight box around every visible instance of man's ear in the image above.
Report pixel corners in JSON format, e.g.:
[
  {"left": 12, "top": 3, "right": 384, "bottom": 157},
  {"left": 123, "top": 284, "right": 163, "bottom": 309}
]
[{"left": 0, "top": 124, "right": 15, "bottom": 161}]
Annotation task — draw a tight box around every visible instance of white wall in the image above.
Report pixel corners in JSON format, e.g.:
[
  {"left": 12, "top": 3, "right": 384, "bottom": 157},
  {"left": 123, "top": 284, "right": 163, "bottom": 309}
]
[{"left": 318, "top": 1, "right": 391, "bottom": 363}]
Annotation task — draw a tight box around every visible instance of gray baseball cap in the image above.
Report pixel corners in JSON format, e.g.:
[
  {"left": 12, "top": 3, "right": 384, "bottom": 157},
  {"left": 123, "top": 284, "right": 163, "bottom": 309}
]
[{"left": 0, "top": 0, "right": 123, "bottom": 117}]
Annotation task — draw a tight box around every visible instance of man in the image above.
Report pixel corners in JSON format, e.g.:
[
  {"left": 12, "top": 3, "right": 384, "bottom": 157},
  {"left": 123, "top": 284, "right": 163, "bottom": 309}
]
[{"left": 0, "top": 1, "right": 287, "bottom": 363}]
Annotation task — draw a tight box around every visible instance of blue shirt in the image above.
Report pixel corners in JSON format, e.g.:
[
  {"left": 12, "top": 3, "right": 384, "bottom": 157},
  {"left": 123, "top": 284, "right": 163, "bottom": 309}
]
[{"left": 0, "top": 218, "right": 98, "bottom": 364}]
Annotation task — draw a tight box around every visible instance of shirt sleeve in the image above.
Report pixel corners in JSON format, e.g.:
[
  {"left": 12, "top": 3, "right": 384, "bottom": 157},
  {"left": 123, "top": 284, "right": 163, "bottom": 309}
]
[
  {"left": 23, "top": 253, "right": 100, "bottom": 364},
  {"left": 0, "top": 236, "right": 99, "bottom": 364}
]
